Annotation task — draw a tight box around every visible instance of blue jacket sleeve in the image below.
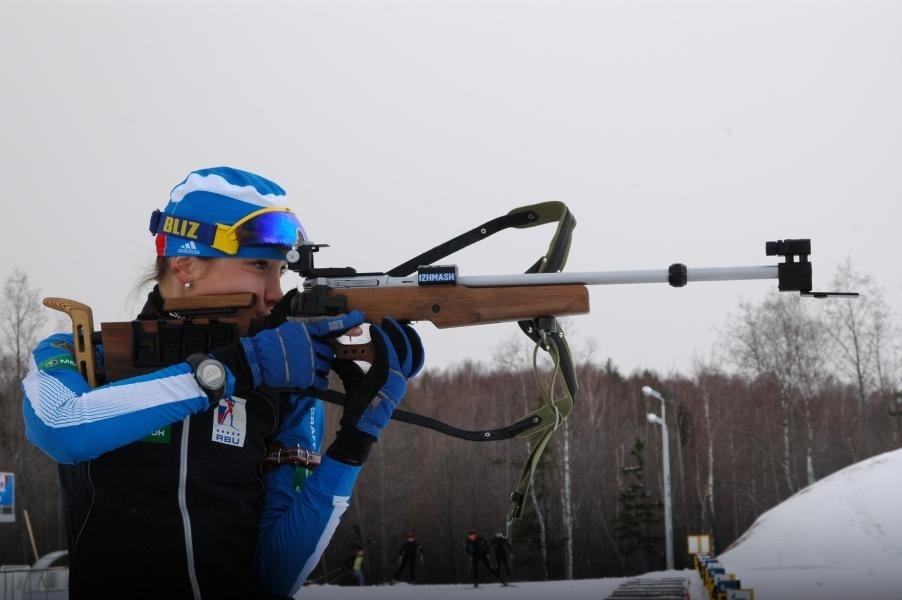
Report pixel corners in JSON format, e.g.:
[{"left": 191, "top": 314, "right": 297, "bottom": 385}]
[
  {"left": 22, "top": 333, "right": 232, "bottom": 464},
  {"left": 253, "top": 394, "right": 362, "bottom": 597}
]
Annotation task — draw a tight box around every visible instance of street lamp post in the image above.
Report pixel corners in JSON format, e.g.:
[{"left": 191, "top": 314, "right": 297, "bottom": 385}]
[{"left": 642, "top": 385, "right": 674, "bottom": 571}]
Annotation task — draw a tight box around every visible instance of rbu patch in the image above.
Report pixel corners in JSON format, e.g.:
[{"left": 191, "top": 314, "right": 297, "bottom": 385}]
[
  {"left": 212, "top": 397, "right": 247, "bottom": 448},
  {"left": 417, "top": 264, "right": 458, "bottom": 286}
]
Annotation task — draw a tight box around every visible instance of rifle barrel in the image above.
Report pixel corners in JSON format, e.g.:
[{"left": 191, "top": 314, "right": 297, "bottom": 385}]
[
  {"left": 306, "top": 265, "right": 779, "bottom": 290},
  {"left": 456, "top": 265, "right": 778, "bottom": 287}
]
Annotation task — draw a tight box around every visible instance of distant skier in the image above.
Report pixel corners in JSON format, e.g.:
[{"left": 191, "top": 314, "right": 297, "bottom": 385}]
[
  {"left": 465, "top": 529, "right": 505, "bottom": 587},
  {"left": 352, "top": 549, "right": 365, "bottom": 586},
  {"left": 393, "top": 529, "right": 423, "bottom": 583},
  {"left": 489, "top": 531, "right": 513, "bottom": 582}
]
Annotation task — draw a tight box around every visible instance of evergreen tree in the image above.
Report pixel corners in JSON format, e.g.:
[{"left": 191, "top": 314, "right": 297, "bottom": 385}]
[{"left": 611, "top": 437, "right": 662, "bottom": 574}]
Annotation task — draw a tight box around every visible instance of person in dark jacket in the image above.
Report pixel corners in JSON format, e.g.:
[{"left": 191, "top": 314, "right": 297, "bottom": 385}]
[
  {"left": 464, "top": 529, "right": 504, "bottom": 587},
  {"left": 489, "top": 532, "right": 513, "bottom": 582},
  {"left": 22, "top": 167, "right": 425, "bottom": 599},
  {"left": 393, "top": 529, "right": 423, "bottom": 583}
]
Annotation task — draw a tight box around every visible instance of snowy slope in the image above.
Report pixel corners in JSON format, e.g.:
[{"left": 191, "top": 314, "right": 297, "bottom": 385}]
[{"left": 719, "top": 447, "right": 902, "bottom": 600}]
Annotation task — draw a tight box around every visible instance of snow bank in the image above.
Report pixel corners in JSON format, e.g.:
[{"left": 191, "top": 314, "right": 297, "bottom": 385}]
[{"left": 720, "top": 447, "right": 902, "bottom": 600}]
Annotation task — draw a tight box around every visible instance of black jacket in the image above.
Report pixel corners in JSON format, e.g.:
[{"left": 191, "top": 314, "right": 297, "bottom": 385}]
[
  {"left": 465, "top": 536, "right": 489, "bottom": 558},
  {"left": 398, "top": 540, "right": 421, "bottom": 561},
  {"left": 56, "top": 292, "right": 288, "bottom": 599},
  {"left": 490, "top": 535, "right": 512, "bottom": 558}
]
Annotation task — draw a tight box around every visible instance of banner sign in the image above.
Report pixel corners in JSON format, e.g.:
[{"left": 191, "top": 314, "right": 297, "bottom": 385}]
[
  {"left": 687, "top": 533, "right": 711, "bottom": 555},
  {"left": 0, "top": 472, "right": 14, "bottom": 523}
]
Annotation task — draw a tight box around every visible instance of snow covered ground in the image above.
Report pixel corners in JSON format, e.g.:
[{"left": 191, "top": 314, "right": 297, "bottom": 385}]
[
  {"left": 719, "top": 447, "right": 902, "bottom": 600},
  {"left": 298, "top": 578, "right": 626, "bottom": 599},
  {"left": 300, "top": 448, "right": 902, "bottom": 600},
  {"left": 5, "top": 446, "right": 898, "bottom": 599},
  {"left": 298, "top": 570, "right": 709, "bottom": 599}
]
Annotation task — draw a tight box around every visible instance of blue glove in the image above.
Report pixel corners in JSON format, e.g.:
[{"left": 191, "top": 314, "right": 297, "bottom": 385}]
[
  {"left": 327, "top": 318, "right": 424, "bottom": 464},
  {"left": 239, "top": 311, "right": 365, "bottom": 391},
  {"left": 354, "top": 318, "right": 424, "bottom": 437}
]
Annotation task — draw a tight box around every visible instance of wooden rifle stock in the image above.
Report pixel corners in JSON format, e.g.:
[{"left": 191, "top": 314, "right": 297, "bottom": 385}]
[
  {"left": 47, "top": 284, "right": 590, "bottom": 385},
  {"left": 321, "top": 284, "right": 589, "bottom": 328},
  {"left": 42, "top": 297, "right": 99, "bottom": 387}
]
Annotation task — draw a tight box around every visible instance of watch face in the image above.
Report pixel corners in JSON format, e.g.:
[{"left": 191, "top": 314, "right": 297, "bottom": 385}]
[{"left": 198, "top": 360, "right": 226, "bottom": 389}]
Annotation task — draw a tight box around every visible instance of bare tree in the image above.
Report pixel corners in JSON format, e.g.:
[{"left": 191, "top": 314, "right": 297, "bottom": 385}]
[
  {"left": 721, "top": 293, "right": 827, "bottom": 490},
  {"left": 0, "top": 270, "right": 45, "bottom": 388},
  {"left": 559, "top": 419, "right": 574, "bottom": 579},
  {"left": 821, "top": 261, "right": 899, "bottom": 409},
  {"left": 0, "top": 269, "right": 61, "bottom": 564},
  {"left": 692, "top": 367, "right": 718, "bottom": 535},
  {"left": 0, "top": 269, "right": 46, "bottom": 463}
]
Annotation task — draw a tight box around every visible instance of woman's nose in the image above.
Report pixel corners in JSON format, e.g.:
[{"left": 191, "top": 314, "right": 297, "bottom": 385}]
[{"left": 264, "top": 278, "right": 284, "bottom": 308}]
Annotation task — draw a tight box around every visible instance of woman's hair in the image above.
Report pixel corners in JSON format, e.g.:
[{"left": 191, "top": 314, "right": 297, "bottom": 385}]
[
  {"left": 127, "top": 257, "right": 170, "bottom": 311},
  {"left": 137, "top": 256, "right": 170, "bottom": 289}
]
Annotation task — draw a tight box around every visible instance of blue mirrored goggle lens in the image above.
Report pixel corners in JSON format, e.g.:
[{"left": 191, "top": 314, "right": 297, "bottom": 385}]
[{"left": 235, "top": 211, "right": 306, "bottom": 248}]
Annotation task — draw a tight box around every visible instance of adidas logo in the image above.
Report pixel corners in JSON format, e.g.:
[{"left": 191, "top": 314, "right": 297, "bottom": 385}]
[{"left": 177, "top": 241, "right": 200, "bottom": 255}]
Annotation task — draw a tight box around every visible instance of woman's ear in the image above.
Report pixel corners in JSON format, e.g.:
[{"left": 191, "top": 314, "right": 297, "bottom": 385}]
[{"left": 169, "top": 256, "right": 195, "bottom": 287}]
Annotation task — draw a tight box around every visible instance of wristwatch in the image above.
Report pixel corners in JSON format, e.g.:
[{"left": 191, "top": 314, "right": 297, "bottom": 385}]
[{"left": 186, "top": 353, "right": 228, "bottom": 404}]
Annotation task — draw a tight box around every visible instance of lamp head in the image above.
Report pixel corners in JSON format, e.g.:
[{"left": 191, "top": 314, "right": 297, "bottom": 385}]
[{"left": 642, "top": 385, "right": 664, "bottom": 401}]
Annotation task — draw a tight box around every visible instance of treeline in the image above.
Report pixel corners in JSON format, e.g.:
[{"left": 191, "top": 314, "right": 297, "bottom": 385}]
[
  {"left": 0, "top": 271, "right": 63, "bottom": 565},
  {"left": 318, "top": 262, "right": 901, "bottom": 584},
  {"left": 1, "top": 264, "right": 899, "bottom": 584},
  {"left": 317, "top": 359, "right": 901, "bottom": 584}
]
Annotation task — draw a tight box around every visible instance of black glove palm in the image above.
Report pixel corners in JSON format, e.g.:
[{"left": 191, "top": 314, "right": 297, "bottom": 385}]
[{"left": 327, "top": 318, "right": 424, "bottom": 465}]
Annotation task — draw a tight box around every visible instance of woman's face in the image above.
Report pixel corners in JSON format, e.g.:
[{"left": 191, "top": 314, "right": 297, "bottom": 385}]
[{"left": 188, "top": 257, "right": 287, "bottom": 318}]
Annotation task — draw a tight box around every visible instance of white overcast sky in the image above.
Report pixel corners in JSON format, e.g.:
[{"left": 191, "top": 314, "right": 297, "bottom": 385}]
[{"left": 1, "top": 0, "right": 900, "bottom": 376}]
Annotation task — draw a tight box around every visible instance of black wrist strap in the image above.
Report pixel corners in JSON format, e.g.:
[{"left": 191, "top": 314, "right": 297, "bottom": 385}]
[{"left": 326, "top": 427, "right": 376, "bottom": 465}]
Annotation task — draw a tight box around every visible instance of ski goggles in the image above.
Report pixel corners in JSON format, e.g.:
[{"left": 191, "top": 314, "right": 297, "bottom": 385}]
[{"left": 150, "top": 206, "right": 306, "bottom": 255}]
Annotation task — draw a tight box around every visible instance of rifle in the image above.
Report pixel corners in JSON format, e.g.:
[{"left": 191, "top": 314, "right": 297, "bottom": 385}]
[{"left": 43, "top": 201, "right": 856, "bottom": 523}]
